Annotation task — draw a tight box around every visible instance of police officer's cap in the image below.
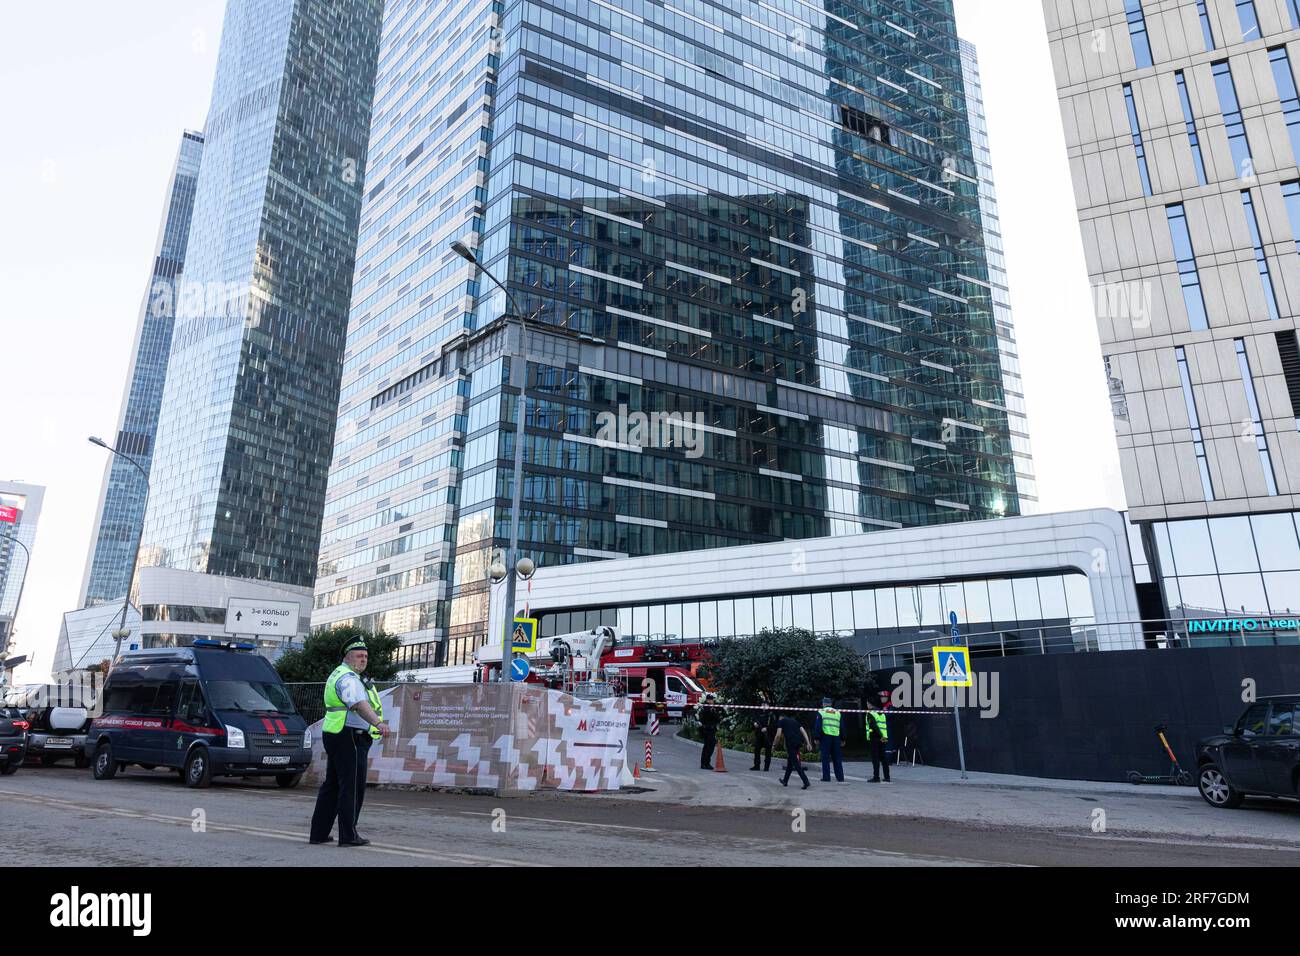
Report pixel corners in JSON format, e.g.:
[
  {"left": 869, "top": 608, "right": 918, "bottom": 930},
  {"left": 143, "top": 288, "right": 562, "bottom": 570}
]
[{"left": 341, "top": 638, "right": 369, "bottom": 659}]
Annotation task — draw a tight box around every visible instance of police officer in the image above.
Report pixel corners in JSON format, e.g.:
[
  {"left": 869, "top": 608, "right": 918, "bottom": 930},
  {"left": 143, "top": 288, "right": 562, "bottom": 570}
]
[
  {"left": 309, "top": 638, "right": 391, "bottom": 847},
  {"left": 814, "top": 697, "right": 844, "bottom": 782},
  {"left": 750, "top": 699, "right": 776, "bottom": 771},
  {"left": 866, "top": 701, "right": 891, "bottom": 783},
  {"left": 699, "top": 693, "right": 721, "bottom": 769}
]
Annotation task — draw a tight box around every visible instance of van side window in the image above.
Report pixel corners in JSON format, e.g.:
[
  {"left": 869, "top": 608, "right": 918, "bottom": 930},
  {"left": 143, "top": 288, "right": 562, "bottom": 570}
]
[
  {"left": 667, "top": 676, "right": 684, "bottom": 694},
  {"left": 178, "top": 681, "right": 207, "bottom": 724},
  {"left": 105, "top": 683, "right": 157, "bottom": 714},
  {"left": 149, "top": 681, "right": 179, "bottom": 717}
]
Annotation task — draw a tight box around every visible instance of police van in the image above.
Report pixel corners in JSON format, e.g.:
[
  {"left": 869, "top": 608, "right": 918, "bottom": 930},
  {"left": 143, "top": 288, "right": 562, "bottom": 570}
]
[{"left": 88, "top": 640, "right": 312, "bottom": 788}]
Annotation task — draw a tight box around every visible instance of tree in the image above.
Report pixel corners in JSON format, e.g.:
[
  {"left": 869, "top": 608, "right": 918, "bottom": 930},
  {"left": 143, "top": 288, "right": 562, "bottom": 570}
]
[
  {"left": 702, "top": 627, "right": 874, "bottom": 709},
  {"left": 274, "top": 625, "right": 402, "bottom": 683}
]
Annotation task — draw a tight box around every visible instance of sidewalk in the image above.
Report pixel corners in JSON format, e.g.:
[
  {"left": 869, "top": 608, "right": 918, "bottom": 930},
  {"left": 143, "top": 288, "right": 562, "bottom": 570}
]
[{"left": 562, "top": 729, "right": 1300, "bottom": 849}]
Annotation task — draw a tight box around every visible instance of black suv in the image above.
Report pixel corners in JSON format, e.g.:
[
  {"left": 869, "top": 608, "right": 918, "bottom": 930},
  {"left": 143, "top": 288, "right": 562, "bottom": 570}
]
[
  {"left": 0, "top": 707, "right": 29, "bottom": 775},
  {"left": 1196, "top": 695, "right": 1300, "bottom": 809}
]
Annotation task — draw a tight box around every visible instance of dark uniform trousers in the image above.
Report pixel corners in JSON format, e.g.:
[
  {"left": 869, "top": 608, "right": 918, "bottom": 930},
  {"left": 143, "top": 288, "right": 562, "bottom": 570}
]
[
  {"left": 781, "top": 746, "right": 810, "bottom": 787},
  {"left": 310, "top": 728, "right": 372, "bottom": 842},
  {"left": 870, "top": 737, "right": 891, "bottom": 781},
  {"left": 700, "top": 728, "right": 717, "bottom": 769},
  {"left": 752, "top": 729, "right": 772, "bottom": 770}
]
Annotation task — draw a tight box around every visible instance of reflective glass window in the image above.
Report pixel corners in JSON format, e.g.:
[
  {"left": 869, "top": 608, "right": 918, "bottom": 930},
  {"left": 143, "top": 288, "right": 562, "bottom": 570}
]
[
  {"left": 1268, "top": 703, "right": 1294, "bottom": 736},
  {"left": 753, "top": 596, "right": 772, "bottom": 633},
  {"left": 918, "top": 585, "right": 944, "bottom": 627},
  {"left": 988, "top": 579, "right": 1016, "bottom": 623},
  {"left": 831, "top": 591, "right": 853, "bottom": 633},
  {"left": 717, "top": 599, "right": 735, "bottom": 638},
  {"left": 1209, "top": 516, "right": 1260, "bottom": 573},
  {"left": 1176, "top": 575, "right": 1226, "bottom": 613},
  {"left": 699, "top": 601, "right": 717, "bottom": 639},
  {"left": 852, "top": 589, "right": 877, "bottom": 632},
  {"left": 733, "top": 597, "right": 753, "bottom": 637},
  {"left": 1064, "top": 574, "right": 1095, "bottom": 620},
  {"left": 963, "top": 580, "right": 992, "bottom": 624},
  {"left": 1220, "top": 573, "right": 1268, "bottom": 614},
  {"left": 1250, "top": 514, "right": 1300, "bottom": 571},
  {"left": 1264, "top": 572, "right": 1300, "bottom": 612},
  {"left": 1167, "top": 519, "right": 1217, "bottom": 575},
  {"left": 875, "top": 589, "right": 898, "bottom": 629},
  {"left": 1012, "top": 578, "right": 1042, "bottom": 620},
  {"left": 666, "top": 603, "right": 683, "bottom": 640},
  {"left": 1038, "top": 576, "right": 1070, "bottom": 620},
  {"left": 811, "top": 592, "right": 832, "bottom": 633},
  {"left": 1239, "top": 702, "right": 1269, "bottom": 736},
  {"left": 772, "top": 594, "right": 792, "bottom": 629},
  {"left": 648, "top": 604, "right": 664, "bottom": 638},
  {"left": 682, "top": 602, "right": 700, "bottom": 640},
  {"left": 792, "top": 593, "right": 813, "bottom": 632},
  {"left": 896, "top": 587, "right": 921, "bottom": 629}
]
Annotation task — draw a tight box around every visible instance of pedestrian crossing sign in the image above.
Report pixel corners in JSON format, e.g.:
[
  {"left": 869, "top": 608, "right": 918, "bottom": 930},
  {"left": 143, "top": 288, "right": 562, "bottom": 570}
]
[
  {"left": 510, "top": 616, "right": 538, "bottom": 653},
  {"left": 933, "top": 646, "right": 972, "bottom": 687}
]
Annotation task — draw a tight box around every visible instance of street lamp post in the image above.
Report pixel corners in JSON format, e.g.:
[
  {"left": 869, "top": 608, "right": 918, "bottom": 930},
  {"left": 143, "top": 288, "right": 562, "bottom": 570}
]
[
  {"left": 0, "top": 531, "right": 32, "bottom": 684},
  {"left": 88, "top": 436, "right": 150, "bottom": 660},
  {"left": 450, "top": 240, "right": 535, "bottom": 684}
]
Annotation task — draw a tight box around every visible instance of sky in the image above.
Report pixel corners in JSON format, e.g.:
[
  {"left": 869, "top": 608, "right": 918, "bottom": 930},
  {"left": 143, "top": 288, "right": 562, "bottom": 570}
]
[{"left": 0, "top": 0, "right": 1125, "bottom": 683}]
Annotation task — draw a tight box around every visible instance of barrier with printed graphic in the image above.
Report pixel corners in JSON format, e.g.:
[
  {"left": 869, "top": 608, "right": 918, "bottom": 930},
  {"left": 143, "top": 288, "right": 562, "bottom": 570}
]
[{"left": 303, "top": 682, "right": 632, "bottom": 792}]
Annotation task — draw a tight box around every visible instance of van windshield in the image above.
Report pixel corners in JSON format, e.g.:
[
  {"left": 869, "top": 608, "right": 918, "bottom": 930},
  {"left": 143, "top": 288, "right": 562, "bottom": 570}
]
[{"left": 205, "top": 681, "right": 296, "bottom": 715}]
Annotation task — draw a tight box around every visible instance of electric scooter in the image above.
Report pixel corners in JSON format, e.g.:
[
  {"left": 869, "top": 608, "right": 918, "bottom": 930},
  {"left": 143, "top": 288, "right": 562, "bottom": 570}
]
[{"left": 1126, "top": 723, "right": 1193, "bottom": 786}]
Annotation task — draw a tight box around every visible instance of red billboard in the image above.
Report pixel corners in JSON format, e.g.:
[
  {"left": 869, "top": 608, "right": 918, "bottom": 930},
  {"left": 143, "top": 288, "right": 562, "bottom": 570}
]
[{"left": 0, "top": 506, "right": 17, "bottom": 523}]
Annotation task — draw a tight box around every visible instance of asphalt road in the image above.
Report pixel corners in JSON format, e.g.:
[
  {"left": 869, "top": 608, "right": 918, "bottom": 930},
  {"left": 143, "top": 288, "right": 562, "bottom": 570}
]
[{"left": 4, "top": 764, "right": 1296, "bottom": 866}]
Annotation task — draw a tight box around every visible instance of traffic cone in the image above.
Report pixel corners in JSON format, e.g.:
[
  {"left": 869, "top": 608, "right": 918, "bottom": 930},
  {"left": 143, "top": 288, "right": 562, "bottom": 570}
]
[
  {"left": 714, "top": 740, "right": 727, "bottom": 772},
  {"left": 633, "top": 761, "right": 641, "bottom": 780}
]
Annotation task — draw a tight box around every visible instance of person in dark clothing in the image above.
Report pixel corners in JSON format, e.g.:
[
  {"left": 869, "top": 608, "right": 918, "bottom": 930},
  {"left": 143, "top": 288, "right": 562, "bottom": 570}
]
[
  {"left": 699, "top": 694, "right": 721, "bottom": 769},
  {"left": 750, "top": 700, "right": 776, "bottom": 771},
  {"left": 866, "top": 702, "right": 891, "bottom": 782},
  {"left": 772, "top": 712, "right": 811, "bottom": 788}
]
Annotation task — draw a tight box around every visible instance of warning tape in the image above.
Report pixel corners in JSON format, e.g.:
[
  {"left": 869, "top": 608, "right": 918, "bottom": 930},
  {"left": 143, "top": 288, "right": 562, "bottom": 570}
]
[{"left": 697, "top": 702, "right": 947, "bottom": 716}]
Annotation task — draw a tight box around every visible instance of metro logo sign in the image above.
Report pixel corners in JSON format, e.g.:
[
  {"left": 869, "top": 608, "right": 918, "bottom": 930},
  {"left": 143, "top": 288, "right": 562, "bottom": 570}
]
[{"left": 0, "top": 506, "right": 17, "bottom": 523}]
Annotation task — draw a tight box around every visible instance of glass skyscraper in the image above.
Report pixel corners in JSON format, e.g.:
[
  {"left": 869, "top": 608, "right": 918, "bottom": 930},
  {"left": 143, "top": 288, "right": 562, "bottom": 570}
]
[
  {"left": 136, "top": 0, "right": 383, "bottom": 594},
  {"left": 315, "top": 0, "right": 1023, "bottom": 668},
  {"left": 0, "top": 481, "right": 44, "bottom": 660},
  {"left": 80, "top": 131, "right": 204, "bottom": 608}
]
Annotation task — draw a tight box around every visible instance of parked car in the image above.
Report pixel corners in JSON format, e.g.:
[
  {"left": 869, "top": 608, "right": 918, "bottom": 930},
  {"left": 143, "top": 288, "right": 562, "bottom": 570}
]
[
  {"left": 24, "top": 698, "right": 93, "bottom": 768},
  {"left": 0, "top": 707, "right": 30, "bottom": 775},
  {"left": 1196, "top": 694, "right": 1300, "bottom": 809},
  {"left": 89, "top": 640, "right": 312, "bottom": 788}
]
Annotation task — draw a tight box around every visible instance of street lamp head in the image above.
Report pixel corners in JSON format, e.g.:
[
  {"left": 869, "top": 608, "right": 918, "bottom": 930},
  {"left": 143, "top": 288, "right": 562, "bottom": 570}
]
[
  {"left": 488, "top": 560, "right": 507, "bottom": 583},
  {"left": 449, "top": 240, "right": 477, "bottom": 264},
  {"left": 88, "top": 436, "right": 108, "bottom": 449},
  {"left": 516, "top": 556, "right": 536, "bottom": 579}
]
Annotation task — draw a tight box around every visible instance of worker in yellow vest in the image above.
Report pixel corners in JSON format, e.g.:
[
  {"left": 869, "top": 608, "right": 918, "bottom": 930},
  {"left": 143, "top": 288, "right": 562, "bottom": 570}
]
[
  {"left": 815, "top": 697, "right": 844, "bottom": 782},
  {"left": 309, "top": 638, "right": 390, "bottom": 847},
  {"left": 866, "top": 701, "right": 891, "bottom": 783}
]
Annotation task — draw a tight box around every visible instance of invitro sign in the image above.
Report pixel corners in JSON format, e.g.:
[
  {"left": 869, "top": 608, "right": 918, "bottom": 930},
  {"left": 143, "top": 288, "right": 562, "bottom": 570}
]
[{"left": 1188, "top": 618, "right": 1300, "bottom": 633}]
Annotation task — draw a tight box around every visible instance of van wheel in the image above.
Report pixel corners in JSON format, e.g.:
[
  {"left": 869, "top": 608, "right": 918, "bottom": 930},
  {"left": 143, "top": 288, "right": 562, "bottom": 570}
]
[
  {"left": 92, "top": 743, "right": 118, "bottom": 780},
  {"left": 1198, "top": 762, "right": 1243, "bottom": 809},
  {"left": 276, "top": 772, "right": 303, "bottom": 788},
  {"left": 183, "top": 748, "right": 212, "bottom": 788}
]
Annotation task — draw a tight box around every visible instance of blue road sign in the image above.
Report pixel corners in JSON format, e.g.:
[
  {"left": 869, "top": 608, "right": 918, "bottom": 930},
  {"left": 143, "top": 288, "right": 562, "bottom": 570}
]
[
  {"left": 510, "top": 656, "right": 531, "bottom": 682},
  {"left": 950, "top": 610, "right": 960, "bottom": 642}
]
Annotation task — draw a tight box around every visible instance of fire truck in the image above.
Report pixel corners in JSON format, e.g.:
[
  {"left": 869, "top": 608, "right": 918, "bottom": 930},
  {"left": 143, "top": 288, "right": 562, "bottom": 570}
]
[{"left": 472, "top": 626, "right": 708, "bottom": 725}]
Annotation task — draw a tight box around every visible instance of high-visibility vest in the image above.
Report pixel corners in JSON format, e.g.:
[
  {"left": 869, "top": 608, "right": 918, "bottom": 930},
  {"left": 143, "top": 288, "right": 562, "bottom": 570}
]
[
  {"left": 867, "top": 710, "right": 889, "bottom": 741},
  {"left": 818, "top": 707, "right": 841, "bottom": 737},
  {"left": 323, "top": 664, "right": 384, "bottom": 738}
]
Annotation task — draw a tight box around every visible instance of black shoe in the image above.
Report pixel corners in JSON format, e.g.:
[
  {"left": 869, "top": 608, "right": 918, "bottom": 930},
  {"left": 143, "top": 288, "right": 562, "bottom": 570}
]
[
  {"left": 780, "top": 778, "right": 788, "bottom": 787},
  {"left": 749, "top": 766, "right": 761, "bottom": 771},
  {"left": 801, "top": 783, "right": 810, "bottom": 790},
  {"left": 338, "top": 837, "right": 370, "bottom": 847},
  {"left": 309, "top": 835, "right": 335, "bottom": 844},
  {"left": 883, "top": 778, "right": 891, "bottom": 783},
  {"left": 869, "top": 777, "right": 880, "bottom": 783}
]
